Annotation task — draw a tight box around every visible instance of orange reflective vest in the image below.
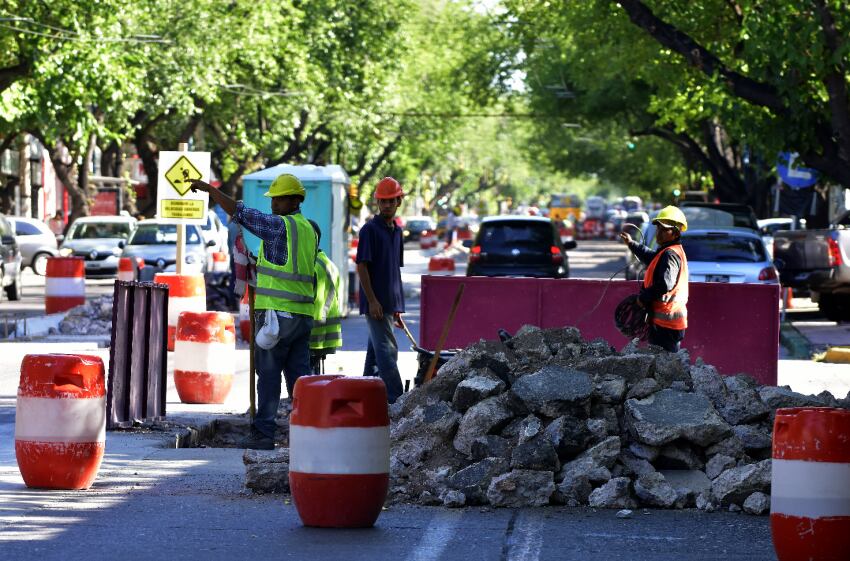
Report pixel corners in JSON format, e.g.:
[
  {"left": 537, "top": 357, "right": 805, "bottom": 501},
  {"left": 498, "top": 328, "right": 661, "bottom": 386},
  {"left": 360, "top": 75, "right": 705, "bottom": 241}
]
[{"left": 642, "top": 244, "right": 688, "bottom": 330}]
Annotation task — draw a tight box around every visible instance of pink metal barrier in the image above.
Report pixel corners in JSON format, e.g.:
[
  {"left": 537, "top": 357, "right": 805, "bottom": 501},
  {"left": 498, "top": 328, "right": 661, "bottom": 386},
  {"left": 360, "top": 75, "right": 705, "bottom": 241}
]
[{"left": 419, "top": 276, "right": 780, "bottom": 386}]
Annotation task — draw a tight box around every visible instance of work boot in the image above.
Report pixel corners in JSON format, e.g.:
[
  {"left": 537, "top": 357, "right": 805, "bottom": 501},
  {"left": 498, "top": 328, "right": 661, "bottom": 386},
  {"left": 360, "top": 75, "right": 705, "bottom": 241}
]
[{"left": 240, "top": 428, "right": 274, "bottom": 450}]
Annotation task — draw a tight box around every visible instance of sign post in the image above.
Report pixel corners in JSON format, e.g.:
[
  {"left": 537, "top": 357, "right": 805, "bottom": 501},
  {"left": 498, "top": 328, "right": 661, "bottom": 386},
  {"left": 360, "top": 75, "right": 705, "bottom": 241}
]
[{"left": 156, "top": 145, "right": 211, "bottom": 274}]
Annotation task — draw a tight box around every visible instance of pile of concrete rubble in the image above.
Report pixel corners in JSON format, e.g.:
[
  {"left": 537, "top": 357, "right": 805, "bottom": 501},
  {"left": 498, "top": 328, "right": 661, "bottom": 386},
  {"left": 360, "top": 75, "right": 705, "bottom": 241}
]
[
  {"left": 56, "top": 295, "right": 113, "bottom": 335},
  {"left": 386, "top": 325, "right": 849, "bottom": 513}
]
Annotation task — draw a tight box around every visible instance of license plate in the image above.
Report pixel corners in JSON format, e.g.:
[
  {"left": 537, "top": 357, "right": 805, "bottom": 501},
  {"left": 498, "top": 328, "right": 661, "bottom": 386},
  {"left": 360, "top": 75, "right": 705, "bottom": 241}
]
[
  {"left": 87, "top": 262, "right": 101, "bottom": 269},
  {"left": 705, "top": 274, "right": 730, "bottom": 283}
]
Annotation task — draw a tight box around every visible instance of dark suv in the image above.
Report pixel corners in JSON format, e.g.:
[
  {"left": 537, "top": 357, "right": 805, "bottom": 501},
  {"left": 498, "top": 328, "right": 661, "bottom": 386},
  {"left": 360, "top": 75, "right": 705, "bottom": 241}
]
[
  {"left": 466, "top": 216, "right": 576, "bottom": 278},
  {"left": 0, "top": 213, "right": 22, "bottom": 300}
]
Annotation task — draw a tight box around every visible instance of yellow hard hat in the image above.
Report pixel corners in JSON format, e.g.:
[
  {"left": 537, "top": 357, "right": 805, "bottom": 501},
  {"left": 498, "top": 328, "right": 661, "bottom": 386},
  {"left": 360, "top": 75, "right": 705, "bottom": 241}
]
[
  {"left": 264, "top": 174, "right": 306, "bottom": 198},
  {"left": 653, "top": 205, "right": 688, "bottom": 232}
]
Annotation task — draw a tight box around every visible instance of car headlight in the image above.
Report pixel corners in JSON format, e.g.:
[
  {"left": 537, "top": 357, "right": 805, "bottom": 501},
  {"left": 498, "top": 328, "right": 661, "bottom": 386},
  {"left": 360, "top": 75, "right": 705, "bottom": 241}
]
[{"left": 59, "top": 247, "right": 73, "bottom": 256}]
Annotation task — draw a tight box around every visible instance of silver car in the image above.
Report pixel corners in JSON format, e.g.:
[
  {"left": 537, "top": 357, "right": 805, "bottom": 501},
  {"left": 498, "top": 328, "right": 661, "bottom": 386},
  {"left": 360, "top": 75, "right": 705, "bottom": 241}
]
[
  {"left": 59, "top": 216, "right": 137, "bottom": 278},
  {"left": 9, "top": 217, "right": 59, "bottom": 275},
  {"left": 682, "top": 228, "right": 778, "bottom": 284},
  {"left": 120, "top": 220, "right": 211, "bottom": 275}
]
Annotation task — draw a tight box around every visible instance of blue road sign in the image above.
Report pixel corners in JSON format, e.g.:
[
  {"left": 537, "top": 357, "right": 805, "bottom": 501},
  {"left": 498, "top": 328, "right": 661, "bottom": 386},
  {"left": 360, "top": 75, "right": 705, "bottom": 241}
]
[{"left": 777, "top": 152, "right": 819, "bottom": 189}]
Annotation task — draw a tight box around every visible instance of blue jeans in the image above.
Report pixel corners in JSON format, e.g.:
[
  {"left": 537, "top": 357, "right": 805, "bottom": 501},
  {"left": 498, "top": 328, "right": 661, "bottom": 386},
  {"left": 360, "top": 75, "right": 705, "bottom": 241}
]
[
  {"left": 254, "top": 311, "right": 313, "bottom": 438},
  {"left": 364, "top": 315, "right": 404, "bottom": 404}
]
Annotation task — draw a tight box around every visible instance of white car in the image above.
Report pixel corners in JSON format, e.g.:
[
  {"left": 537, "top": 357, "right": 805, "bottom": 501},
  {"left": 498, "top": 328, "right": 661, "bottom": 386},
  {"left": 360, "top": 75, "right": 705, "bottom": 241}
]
[
  {"left": 201, "top": 210, "right": 229, "bottom": 254},
  {"left": 683, "top": 228, "right": 778, "bottom": 284},
  {"left": 58, "top": 215, "right": 137, "bottom": 278},
  {"left": 758, "top": 217, "right": 801, "bottom": 260},
  {"left": 8, "top": 217, "right": 59, "bottom": 275}
]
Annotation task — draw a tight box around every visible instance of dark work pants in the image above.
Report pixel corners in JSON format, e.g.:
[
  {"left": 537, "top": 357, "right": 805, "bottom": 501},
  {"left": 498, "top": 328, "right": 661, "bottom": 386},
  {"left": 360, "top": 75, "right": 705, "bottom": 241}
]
[
  {"left": 364, "top": 315, "right": 404, "bottom": 404},
  {"left": 648, "top": 324, "right": 685, "bottom": 353}
]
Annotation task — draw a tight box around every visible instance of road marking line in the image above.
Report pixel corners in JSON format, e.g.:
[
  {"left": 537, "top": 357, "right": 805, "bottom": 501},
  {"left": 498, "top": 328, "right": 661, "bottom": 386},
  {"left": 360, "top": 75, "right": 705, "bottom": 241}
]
[
  {"left": 407, "top": 510, "right": 462, "bottom": 561},
  {"left": 584, "top": 532, "right": 685, "bottom": 542},
  {"left": 506, "top": 511, "right": 543, "bottom": 561}
]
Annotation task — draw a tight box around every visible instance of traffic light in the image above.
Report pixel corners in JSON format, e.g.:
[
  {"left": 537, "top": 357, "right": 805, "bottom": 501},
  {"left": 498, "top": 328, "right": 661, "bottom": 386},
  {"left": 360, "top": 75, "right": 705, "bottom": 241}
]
[
  {"left": 673, "top": 188, "right": 681, "bottom": 197},
  {"left": 626, "top": 141, "right": 636, "bottom": 150}
]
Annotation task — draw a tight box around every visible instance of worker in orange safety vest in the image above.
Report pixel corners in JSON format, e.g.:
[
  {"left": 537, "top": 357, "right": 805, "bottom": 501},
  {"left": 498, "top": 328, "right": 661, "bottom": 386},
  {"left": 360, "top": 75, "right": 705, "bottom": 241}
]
[{"left": 619, "top": 205, "right": 689, "bottom": 352}]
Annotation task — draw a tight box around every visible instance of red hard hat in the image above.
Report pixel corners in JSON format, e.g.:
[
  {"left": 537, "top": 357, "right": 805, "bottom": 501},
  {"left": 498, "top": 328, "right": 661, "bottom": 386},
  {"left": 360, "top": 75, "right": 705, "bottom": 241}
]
[{"left": 374, "top": 177, "right": 404, "bottom": 199}]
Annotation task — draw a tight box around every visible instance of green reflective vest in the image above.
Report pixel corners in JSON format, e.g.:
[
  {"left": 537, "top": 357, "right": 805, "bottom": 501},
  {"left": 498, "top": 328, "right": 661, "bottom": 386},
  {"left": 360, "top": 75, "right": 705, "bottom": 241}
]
[
  {"left": 310, "top": 251, "right": 343, "bottom": 351},
  {"left": 254, "top": 213, "right": 317, "bottom": 316}
]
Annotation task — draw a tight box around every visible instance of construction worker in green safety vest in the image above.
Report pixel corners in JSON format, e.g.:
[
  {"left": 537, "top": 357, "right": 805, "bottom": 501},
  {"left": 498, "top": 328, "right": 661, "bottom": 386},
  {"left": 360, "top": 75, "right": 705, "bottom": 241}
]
[
  {"left": 308, "top": 220, "right": 342, "bottom": 374},
  {"left": 191, "top": 174, "right": 318, "bottom": 450}
]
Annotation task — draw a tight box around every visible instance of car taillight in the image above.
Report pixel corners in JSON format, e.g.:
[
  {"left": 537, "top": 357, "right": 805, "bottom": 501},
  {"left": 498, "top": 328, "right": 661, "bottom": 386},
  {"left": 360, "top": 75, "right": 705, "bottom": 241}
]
[
  {"left": 469, "top": 245, "right": 482, "bottom": 264},
  {"left": 828, "top": 236, "right": 843, "bottom": 267},
  {"left": 550, "top": 245, "right": 562, "bottom": 264},
  {"left": 758, "top": 266, "right": 778, "bottom": 281}
]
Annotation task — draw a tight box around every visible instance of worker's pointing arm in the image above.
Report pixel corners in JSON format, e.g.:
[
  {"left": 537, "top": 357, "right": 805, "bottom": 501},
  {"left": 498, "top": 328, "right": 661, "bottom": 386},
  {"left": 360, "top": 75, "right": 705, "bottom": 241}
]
[{"left": 190, "top": 180, "right": 237, "bottom": 216}]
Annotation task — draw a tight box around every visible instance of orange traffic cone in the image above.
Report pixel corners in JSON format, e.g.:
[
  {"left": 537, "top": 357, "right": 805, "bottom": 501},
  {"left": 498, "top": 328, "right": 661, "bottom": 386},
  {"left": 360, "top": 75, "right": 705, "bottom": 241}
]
[{"left": 785, "top": 287, "right": 794, "bottom": 310}]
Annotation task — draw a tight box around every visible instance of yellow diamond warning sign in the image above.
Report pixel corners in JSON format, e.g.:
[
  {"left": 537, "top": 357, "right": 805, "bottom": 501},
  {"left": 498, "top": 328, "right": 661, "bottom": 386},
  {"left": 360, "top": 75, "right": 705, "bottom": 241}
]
[{"left": 164, "top": 155, "right": 202, "bottom": 196}]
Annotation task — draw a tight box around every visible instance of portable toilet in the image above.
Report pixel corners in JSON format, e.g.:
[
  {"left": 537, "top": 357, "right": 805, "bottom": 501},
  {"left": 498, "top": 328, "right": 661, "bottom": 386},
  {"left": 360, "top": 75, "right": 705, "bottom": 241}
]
[{"left": 241, "top": 164, "right": 350, "bottom": 312}]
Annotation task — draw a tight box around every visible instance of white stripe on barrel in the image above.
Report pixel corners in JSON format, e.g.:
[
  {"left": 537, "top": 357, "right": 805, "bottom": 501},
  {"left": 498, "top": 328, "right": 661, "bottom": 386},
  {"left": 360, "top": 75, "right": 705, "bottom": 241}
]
[
  {"left": 45, "top": 257, "right": 85, "bottom": 314},
  {"left": 173, "top": 311, "right": 235, "bottom": 404},
  {"left": 239, "top": 291, "right": 251, "bottom": 342},
  {"left": 153, "top": 273, "right": 206, "bottom": 351},
  {"left": 15, "top": 353, "right": 106, "bottom": 490},
  {"left": 289, "top": 375, "right": 390, "bottom": 528}
]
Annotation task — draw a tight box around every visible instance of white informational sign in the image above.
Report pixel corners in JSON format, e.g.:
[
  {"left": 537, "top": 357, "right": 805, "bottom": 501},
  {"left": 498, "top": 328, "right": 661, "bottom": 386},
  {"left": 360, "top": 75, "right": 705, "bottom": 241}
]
[{"left": 156, "top": 151, "right": 211, "bottom": 225}]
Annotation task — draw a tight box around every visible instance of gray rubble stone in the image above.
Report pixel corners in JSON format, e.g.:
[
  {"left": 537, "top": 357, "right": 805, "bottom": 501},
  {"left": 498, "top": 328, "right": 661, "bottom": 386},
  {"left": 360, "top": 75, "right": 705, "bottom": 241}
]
[
  {"left": 486, "top": 469, "right": 555, "bottom": 507},
  {"left": 517, "top": 414, "right": 544, "bottom": 444},
  {"left": 689, "top": 363, "right": 727, "bottom": 405},
  {"left": 557, "top": 436, "right": 620, "bottom": 483},
  {"left": 453, "top": 396, "right": 514, "bottom": 456},
  {"left": 758, "top": 386, "right": 825, "bottom": 411},
  {"left": 447, "top": 457, "right": 509, "bottom": 504},
  {"left": 510, "top": 365, "right": 593, "bottom": 418},
  {"left": 542, "top": 326, "right": 583, "bottom": 353},
  {"left": 743, "top": 492, "right": 770, "bottom": 515},
  {"left": 654, "top": 352, "right": 691, "bottom": 388},
  {"left": 586, "top": 418, "right": 609, "bottom": 441},
  {"left": 705, "top": 454, "right": 737, "bottom": 480},
  {"left": 711, "top": 459, "right": 772, "bottom": 505},
  {"left": 732, "top": 424, "right": 772, "bottom": 451},
  {"left": 625, "top": 389, "right": 732, "bottom": 447},
  {"left": 545, "top": 415, "right": 592, "bottom": 460},
  {"left": 634, "top": 472, "right": 677, "bottom": 508},
  {"left": 510, "top": 325, "right": 552, "bottom": 365},
  {"left": 393, "top": 436, "right": 440, "bottom": 466},
  {"left": 715, "top": 376, "right": 770, "bottom": 425},
  {"left": 243, "top": 448, "right": 290, "bottom": 494},
  {"left": 470, "top": 435, "right": 511, "bottom": 461},
  {"left": 627, "top": 442, "right": 660, "bottom": 462},
  {"left": 618, "top": 450, "right": 656, "bottom": 477},
  {"left": 511, "top": 433, "right": 559, "bottom": 471},
  {"left": 553, "top": 473, "right": 594, "bottom": 505},
  {"left": 696, "top": 493, "right": 718, "bottom": 512},
  {"left": 440, "top": 489, "right": 467, "bottom": 508},
  {"left": 706, "top": 435, "right": 746, "bottom": 459},
  {"left": 595, "top": 375, "right": 627, "bottom": 403},
  {"left": 589, "top": 477, "right": 637, "bottom": 509},
  {"left": 627, "top": 378, "right": 661, "bottom": 400},
  {"left": 658, "top": 442, "right": 704, "bottom": 470},
  {"left": 452, "top": 376, "right": 505, "bottom": 412},
  {"left": 660, "top": 469, "right": 712, "bottom": 508},
  {"left": 616, "top": 509, "right": 633, "bottom": 519},
  {"left": 574, "top": 354, "right": 656, "bottom": 384}
]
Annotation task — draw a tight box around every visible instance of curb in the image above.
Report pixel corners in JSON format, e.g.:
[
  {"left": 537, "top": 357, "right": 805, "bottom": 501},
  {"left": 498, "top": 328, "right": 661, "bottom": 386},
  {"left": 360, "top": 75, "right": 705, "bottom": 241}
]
[
  {"left": 823, "top": 346, "right": 850, "bottom": 364},
  {"left": 779, "top": 322, "right": 813, "bottom": 359}
]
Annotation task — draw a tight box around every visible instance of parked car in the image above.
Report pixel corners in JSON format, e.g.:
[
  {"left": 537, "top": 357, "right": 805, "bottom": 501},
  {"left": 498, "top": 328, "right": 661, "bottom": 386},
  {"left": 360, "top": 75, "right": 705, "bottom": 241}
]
[
  {"left": 0, "top": 213, "right": 22, "bottom": 300},
  {"left": 466, "top": 216, "right": 577, "bottom": 278},
  {"left": 201, "top": 209, "right": 229, "bottom": 253},
  {"left": 679, "top": 202, "right": 759, "bottom": 231},
  {"left": 120, "top": 219, "right": 212, "bottom": 275},
  {"left": 8, "top": 216, "right": 59, "bottom": 275},
  {"left": 773, "top": 210, "right": 850, "bottom": 321},
  {"left": 681, "top": 228, "right": 778, "bottom": 284},
  {"left": 401, "top": 216, "right": 437, "bottom": 243},
  {"left": 59, "top": 215, "right": 137, "bottom": 278}
]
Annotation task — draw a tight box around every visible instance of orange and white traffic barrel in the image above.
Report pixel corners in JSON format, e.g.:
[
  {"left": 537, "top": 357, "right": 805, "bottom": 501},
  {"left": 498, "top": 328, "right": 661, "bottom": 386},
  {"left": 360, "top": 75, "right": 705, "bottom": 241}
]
[
  {"left": 239, "top": 291, "right": 251, "bottom": 342},
  {"left": 153, "top": 273, "right": 206, "bottom": 351},
  {"left": 208, "top": 251, "right": 229, "bottom": 273},
  {"left": 117, "top": 257, "right": 144, "bottom": 282},
  {"left": 173, "top": 311, "right": 235, "bottom": 404},
  {"left": 15, "top": 354, "right": 106, "bottom": 489},
  {"left": 45, "top": 257, "right": 85, "bottom": 314},
  {"left": 771, "top": 407, "right": 850, "bottom": 560},
  {"left": 289, "top": 375, "right": 389, "bottom": 528}
]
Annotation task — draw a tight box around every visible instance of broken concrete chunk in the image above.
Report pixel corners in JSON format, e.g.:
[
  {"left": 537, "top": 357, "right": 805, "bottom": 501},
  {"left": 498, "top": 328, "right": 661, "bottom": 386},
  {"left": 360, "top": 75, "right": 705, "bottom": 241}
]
[
  {"left": 440, "top": 489, "right": 467, "bottom": 508},
  {"left": 447, "top": 457, "right": 509, "bottom": 504},
  {"left": 470, "top": 435, "right": 511, "bottom": 461},
  {"left": 510, "top": 325, "right": 552, "bottom": 365},
  {"left": 486, "top": 469, "right": 555, "bottom": 507},
  {"left": 625, "top": 389, "right": 732, "bottom": 447},
  {"left": 452, "top": 376, "right": 505, "bottom": 412},
  {"left": 589, "top": 477, "right": 637, "bottom": 509},
  {"left": 634, "top": 472, "right": 677, "bottom": 508},
  {"left": 575, "top": 354, "right": 656, "bottom": 384},
  {"left": 711, "top": 459, "right": 772, "bottom": 505},
  {"left": 243, "top": 448, "right": 290, "bottom": 494},
  {"left": 758, "top": 386, "right": 825, "bottom": 411},
  {"left": 453, "top": 395, "right": 514, "bottom": 456},
  {"left": 705, "top": 454, "right": 737, "bottom": 480},
  {"left": 544, "top": 415, "right": 592, "bottom": 461},
  {"left": 511, "top": 433, "right": 559, "bottom": 471},
  {"left": 510, "top": 365, "right": 593, "bottom": 418},
  {"left": 627, "top": 378, "right": 660, "bottom": 400},
  {"left": 742, "top": 491, "right": 770, "bottom": 515},
  {"left": 732, "top": 424, "right": 772, "bottom": 452}
]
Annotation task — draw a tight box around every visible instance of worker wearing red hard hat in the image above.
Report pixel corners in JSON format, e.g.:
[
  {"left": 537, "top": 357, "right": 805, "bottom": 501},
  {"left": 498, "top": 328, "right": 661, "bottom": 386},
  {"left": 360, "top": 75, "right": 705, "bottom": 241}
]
[
  {"left": 355, "top": 177, "right": 405, "bottom": 402},
  {"left": 619, "top": 205, "right": 689, "bottom": 352}
]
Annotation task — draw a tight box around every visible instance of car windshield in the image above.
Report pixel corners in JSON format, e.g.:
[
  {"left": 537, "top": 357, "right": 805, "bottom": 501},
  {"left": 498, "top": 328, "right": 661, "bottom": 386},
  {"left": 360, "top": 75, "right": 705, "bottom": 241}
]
[
  {"left": 406, "top": 220, "right": 432, "bottom": 230},
  {"left": 68, "top": 221, "right": 132, "bottom": 240},
  {"left": 129, "top": 224, "right": 202, "bottom": 245},
  {"left": 479, "top": 221, "right": 553, "bottom": 249},
  {"left": 682, "top": 234, "right": 766, "bottom": 263}
]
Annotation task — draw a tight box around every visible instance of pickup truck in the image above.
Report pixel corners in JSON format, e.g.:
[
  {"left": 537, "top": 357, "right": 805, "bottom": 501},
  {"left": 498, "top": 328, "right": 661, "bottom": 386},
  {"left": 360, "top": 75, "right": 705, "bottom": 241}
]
[{"left": 773, "top": 210, "right": 850, "bottom": 321}]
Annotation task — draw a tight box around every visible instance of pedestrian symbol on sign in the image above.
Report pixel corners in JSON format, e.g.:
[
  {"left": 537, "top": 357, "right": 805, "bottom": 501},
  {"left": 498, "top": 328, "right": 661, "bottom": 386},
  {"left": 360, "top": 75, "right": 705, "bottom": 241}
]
[{"left": 164, "top": 156, "right": 203, "bottom": 196}]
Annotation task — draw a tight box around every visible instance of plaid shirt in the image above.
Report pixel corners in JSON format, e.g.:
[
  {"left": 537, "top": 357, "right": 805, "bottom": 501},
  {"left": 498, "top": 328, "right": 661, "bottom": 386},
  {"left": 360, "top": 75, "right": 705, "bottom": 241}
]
[{"left": 233, "top": 201, "right": 294, "bottom": 266}]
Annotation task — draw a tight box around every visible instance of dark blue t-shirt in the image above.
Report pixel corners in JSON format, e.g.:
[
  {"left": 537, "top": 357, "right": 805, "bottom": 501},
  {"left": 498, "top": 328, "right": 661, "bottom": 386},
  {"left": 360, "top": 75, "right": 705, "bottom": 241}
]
[{"left": 356, "top": 216, "right": 405, "bottom": 314}]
